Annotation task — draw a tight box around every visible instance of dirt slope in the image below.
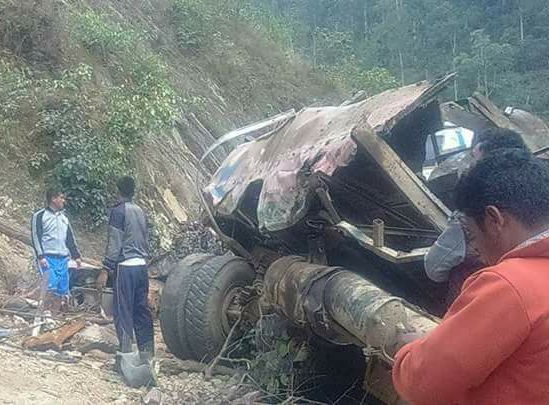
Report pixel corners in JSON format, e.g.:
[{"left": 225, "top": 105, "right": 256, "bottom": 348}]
[{"left": 0, "top": 0, "right": 340, "bottom": 278}]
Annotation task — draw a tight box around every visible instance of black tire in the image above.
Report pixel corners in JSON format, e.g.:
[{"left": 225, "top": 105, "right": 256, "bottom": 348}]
[
  {"left": 176, "top": 255, "right": 255, "bottom": 362},
  {"left": 159, "top": 254, "right": 214, "bottom": 359}
]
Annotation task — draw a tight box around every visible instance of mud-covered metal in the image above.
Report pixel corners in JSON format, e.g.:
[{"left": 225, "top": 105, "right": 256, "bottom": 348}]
[
  {"left": 263, "top": 256, "right": 438, "bottom": 350},
  {"left": 204, "top": 75, "right": 455, "bottom": 233},
  {"left": 334, "top": 221, "right": 429, "bottom": 263}
]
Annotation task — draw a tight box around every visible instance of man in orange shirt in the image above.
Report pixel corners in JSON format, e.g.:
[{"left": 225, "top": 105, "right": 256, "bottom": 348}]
[{"left": 393, "top": 149, "right": 549, "bottom": 404}]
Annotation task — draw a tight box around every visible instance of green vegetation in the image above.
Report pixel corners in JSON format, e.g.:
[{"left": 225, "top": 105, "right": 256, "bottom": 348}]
[
  {"left": 0, "top": 0, "right": 336, "bottom": 226},
  {"left": 171, "top": 0, "right": 215, "bottom": 49},
  {"left": 5, "top": 0, "right": 545, "bottom": 226},
  {"left": 240, "top": 0, "right": 549, "bottom": 116},
  {"left": 0, "top": 6, "right": 179, "bottom": 225}
]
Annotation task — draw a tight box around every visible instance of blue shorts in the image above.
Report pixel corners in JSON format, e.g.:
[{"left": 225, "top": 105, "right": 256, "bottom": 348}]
[{"left": 39, "top": 256, "right": 70, "bottom": 296}]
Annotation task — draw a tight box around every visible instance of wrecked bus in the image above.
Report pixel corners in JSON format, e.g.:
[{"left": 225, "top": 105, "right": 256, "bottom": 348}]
[{"left": 159, "top": 74, "right": 549, "bottom": 403}]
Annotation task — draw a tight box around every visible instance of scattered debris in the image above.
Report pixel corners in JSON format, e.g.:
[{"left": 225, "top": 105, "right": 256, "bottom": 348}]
[
  {"left": 160, "top": 358, "right": 236, "bottom": 377},
  {"left": 23, "top": 319, "right": 86, "bottom": 351},
  {"left": 85, "top": 348, "right": 112, "bottom": 361},
  {"left": 33, "top": 349, "right": 80, "bottom": 364},
  {"left": 148, "top": 221, "right": 226, "bottom": 281},
  {"left": 172, "top": 221, "right": 225, "bottom": 259},
  {"left": 71, "top": 323, "right": 119, "bottom": 354},
  {"left": 3, "top": 296, "right": 34, "bottom": 318},
  {"left": 143, "top": 387, "right": 163, "bottom": 405}
]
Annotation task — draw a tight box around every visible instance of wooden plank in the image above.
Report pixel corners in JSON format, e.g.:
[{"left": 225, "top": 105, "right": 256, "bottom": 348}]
[{"left": 23, "top": 319, "right": 86, "bottom": 351}]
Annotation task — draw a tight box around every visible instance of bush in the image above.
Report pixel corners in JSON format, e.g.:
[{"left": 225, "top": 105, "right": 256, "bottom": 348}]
[
  {"left": 38, "top": 101, "right": 123, "bottom": 225},
  {"left": 16, "top": 9, "right": 181, "bottom": 226},
  {"left": 171, "top": 0, "right": 216, "bottom": 49},
  {"left": 323, "top": 57, "right": 398, "bottom": 95},
  {"left": 106, "top": 56, "right": 179, "bottom": 148},
  {"left": 74, "top": 10, "right": 140, "bottom": 57}
]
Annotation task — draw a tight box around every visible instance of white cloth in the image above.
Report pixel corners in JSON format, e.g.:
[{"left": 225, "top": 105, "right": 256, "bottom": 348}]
[{"left": 119, "top": 257, "right": 147, "bottom": 267}]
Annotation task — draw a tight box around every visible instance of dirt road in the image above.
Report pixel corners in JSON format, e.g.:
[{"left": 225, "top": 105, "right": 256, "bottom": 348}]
[
  {"left": 0, "top": 344, "right": 142, "bottom": 404},
  {"left": 0, "top": 326, "right": 242, "bottom": 405}
]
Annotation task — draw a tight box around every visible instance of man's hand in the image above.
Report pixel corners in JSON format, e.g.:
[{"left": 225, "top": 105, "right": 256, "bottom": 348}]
[
  {"left": 96, "top": 269, "right": 108, "bottom": 290},
  {"left": 398, "top": 331, "right": 427, "bottom": 346},
  {"left": 75, "top": 258, "right": 82, "bottom": 269},
  {"left": 39, "top": 257, "right": 49, "bottom": 270},
  {"left": 388, "top": 329, "right": 428, "bottom": 357}
]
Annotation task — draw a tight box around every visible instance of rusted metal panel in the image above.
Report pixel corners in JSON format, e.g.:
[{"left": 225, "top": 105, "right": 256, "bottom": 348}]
[
  {"left": 467, "top": 93, "right": 549, "bottom": 151},
  {"left": 351, "top": 126, "right": 450, "bottom": 231},
  {"left": 205, "top": 75, "right": 455, "bottom": 233},
  {"left": 200, "top": 109, "right": 296, "bottom": 165},
  {"left": 506, "top": 107, "right": 549, "bottom": 152}
]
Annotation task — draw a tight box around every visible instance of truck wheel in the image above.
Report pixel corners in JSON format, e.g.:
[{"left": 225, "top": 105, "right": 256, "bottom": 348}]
[
  {"left": 177, "top": 255, "right": 255, "bottom": 362},
  {"left": 159, "top": 254, "right": 214, "bottom": 359}
]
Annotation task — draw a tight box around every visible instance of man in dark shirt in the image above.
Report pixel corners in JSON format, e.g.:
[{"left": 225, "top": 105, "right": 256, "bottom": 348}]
[{"left": 103, "top": 176, "right": 154, "bottom": 364}]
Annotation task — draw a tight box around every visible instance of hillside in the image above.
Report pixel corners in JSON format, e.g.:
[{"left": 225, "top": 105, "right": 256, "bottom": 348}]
[{"left": 0, "top": 0, "right": 342, "bottom": 268}]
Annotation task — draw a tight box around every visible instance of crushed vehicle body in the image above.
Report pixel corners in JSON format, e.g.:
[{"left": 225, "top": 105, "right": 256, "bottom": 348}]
[{"left": 160, "top": 74, "right": 549, "bottom": 403}]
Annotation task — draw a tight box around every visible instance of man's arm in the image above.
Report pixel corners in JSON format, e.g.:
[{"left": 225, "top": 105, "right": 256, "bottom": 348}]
[
  {"left": 66, "top": 219, "right": 81, "bottom": 259},
  {"left": 30, "top": 210, "right": 45, "bottom": 259},
  {"left": 103, "top": 204, "right": 125, "bottom": 271},
  {"left": 393, "top": 271, "right": 531, "bottom": 404},
  {"left": 424, "top": 218, "right": 466, "bottom": 282}
]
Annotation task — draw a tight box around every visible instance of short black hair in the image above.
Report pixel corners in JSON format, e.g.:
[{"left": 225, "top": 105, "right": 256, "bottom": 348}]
[
  {"left": 117, "top": 176, "right": 136, "bottom": 199},
  {"left": 46, "top": 188, "right": 63, "bottom": 204},
  {"left": 472, "top": 128, "right": 529, "bottom": 156},
  {"left": 455, "top": 149, "right": 549, "bottom": 227}
]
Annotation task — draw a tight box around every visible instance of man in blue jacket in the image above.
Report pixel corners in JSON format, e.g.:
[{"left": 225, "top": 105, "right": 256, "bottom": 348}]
[
  {"left": 103, "top": 176, "right": 154, "bottom": 364},
  {"left": 31, "top": 188, "right": 81, "bottom": 312}
]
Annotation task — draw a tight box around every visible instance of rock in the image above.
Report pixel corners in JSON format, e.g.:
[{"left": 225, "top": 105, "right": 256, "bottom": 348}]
[
  {"left": 148, "top": 255, "right": 178, "bottom": 280},
  {"left": 230, "top": 391, "right": 263, "bottom": 405},
  {"left": 24, "top": 298, "right": 39, "bottom": 307},
  {"left": 13, "top": 315, "right": 28, "bottom": 325},
  {"left": 142, "top": 388, "right": 162, "bottom": 405},
  {"left": 54, "top": 365, "right": 71, "bottom": 374},
  {"left": 34, "top": 350, "right": 79, "bottom": 364},
  {"left": 86, "top": 349, "right": 112, "bottom": 361},
  {"left": 160, "top": 358, "right": 236, "bottom": 377},
  {"left": 63, "top": 350, "right": 83, "bottom": 360},
  {"left": 172, "top": 221, "right": 226, "bottom": 260},
  {"left": 4, "top": 296, "right": 33, "bottom": 315},
  {"left": 81, "top": 359, "right": 104, "bottom": 370},
  {"left": 71, "top": 323, "right": 119, "bottom": 354},
  {"left": 114, "top": 394, "right": 128, "bottom": 404}
]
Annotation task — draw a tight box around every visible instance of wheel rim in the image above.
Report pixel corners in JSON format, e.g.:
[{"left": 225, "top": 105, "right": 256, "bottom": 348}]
[{"left": 221, "top": 286, "right": 243, "bottom": 334}]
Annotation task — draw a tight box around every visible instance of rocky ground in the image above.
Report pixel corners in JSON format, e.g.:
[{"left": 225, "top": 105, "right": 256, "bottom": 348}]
[
  {"left": 0, "top": 314, "right": 255, "bottom": 405},
  {"left": 0, "top": 220, "right": 261, "bottom": 405}
]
